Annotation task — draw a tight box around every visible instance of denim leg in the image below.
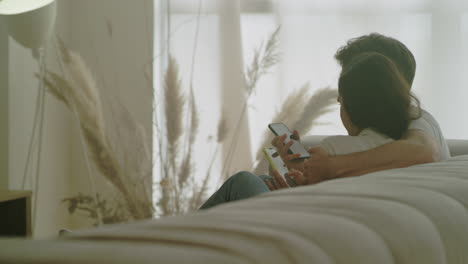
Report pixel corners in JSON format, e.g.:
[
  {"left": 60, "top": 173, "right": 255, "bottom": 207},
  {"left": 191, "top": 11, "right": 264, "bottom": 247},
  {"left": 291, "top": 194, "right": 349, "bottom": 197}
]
[{"left": 199, "top": 171, "right": 270, "bottom": 209}]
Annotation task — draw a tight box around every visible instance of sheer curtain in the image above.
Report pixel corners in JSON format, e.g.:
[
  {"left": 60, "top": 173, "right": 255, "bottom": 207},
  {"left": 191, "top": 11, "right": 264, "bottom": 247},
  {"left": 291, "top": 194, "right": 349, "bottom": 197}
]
[{"left": 154, "top": 0, "right": 468, "bottom": 193}]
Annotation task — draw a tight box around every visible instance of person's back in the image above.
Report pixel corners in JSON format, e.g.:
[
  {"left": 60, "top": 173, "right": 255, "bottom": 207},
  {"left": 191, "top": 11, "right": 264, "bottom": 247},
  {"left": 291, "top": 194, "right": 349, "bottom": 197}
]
[{"left": 409, "top": 109, "right": 450, "bottom": 160}]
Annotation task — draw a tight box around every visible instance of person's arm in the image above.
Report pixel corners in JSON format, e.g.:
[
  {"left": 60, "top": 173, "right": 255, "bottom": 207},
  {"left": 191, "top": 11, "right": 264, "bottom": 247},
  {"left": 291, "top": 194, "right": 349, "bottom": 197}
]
[
  {"left": 330, "top": 129, "right": 440, "bottom": 178},
  {"left": 266, "top": 130, "right": 440, "bottom": 187}
]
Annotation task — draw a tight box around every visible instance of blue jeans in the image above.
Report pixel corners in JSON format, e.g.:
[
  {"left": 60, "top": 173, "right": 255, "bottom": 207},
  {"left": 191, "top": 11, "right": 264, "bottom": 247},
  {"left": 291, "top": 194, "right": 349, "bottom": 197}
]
[{"left": 200, "top": 171, "right": 272, "bottom": 209}]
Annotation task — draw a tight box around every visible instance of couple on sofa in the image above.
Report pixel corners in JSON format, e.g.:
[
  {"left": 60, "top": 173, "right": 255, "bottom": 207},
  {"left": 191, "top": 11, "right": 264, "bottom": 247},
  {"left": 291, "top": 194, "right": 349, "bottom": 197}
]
[{"left": 201, "top": 33, "right": 450, "bottom": 209}]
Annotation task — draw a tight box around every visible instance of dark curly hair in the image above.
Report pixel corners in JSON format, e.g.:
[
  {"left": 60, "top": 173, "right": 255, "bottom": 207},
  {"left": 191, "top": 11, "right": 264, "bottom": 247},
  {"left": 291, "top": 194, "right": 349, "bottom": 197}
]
[
  {"left": 335, "top": 33, "right": 417, "bottom": 86},
  {"left": 338, "top": 52, "right": 420, "bottom": 140}
]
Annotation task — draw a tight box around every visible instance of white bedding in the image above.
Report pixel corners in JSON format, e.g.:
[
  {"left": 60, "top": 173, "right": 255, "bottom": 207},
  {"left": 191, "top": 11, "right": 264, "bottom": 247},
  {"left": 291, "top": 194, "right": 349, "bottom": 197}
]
[{"left": 1, "top": 155, "right": 468, "bottom": 264}]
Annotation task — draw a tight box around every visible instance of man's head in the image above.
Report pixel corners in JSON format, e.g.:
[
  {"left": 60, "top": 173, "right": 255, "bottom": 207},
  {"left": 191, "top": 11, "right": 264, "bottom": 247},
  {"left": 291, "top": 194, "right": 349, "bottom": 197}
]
[{"left": 335, "top": 33, "right": 416, "bottom": 86}]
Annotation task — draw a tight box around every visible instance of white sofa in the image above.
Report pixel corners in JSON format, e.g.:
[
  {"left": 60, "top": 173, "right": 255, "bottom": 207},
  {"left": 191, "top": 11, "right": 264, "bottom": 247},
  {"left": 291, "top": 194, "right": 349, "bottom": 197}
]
[{"left": 1, "top": 139, "right": 468, "bottom": 264}]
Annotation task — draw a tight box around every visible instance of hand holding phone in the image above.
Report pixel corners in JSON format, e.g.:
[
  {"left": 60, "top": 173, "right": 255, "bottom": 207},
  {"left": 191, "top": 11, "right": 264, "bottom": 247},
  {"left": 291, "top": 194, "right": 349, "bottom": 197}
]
[
  {"left": 268, "top": 123, "right": 310, "bottom": 160},
  {"left": 263, "top": 147, "right": 296, "bottom": 187}
]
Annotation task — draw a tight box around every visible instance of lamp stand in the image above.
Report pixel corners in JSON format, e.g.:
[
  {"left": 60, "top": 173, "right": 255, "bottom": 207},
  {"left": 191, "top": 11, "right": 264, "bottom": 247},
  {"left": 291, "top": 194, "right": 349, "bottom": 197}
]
[{"left": 20, "top": 46, "right": 47, "bottom": 232}]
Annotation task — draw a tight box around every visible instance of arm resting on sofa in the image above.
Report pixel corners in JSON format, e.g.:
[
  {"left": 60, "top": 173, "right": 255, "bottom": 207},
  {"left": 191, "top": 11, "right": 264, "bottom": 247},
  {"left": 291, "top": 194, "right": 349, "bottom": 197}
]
[{"left": 302, "top": 136, "right": 468, "bottom": 157}]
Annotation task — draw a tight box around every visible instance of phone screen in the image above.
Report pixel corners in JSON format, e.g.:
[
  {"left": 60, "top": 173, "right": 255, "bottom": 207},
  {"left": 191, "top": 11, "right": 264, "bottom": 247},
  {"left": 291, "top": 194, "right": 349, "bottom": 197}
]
[{"left": 268, "top": 123, "right": 310, "bottom": 159}]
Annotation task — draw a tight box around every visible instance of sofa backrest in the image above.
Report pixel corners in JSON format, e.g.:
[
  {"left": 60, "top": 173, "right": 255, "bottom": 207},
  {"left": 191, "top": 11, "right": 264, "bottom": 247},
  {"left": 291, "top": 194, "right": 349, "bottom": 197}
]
[
  {"left": 446, "top": 139, "right": 468, "bottom": 157},
  {"left": 301, "top": 136, "right": 468, "bottom": 157}
]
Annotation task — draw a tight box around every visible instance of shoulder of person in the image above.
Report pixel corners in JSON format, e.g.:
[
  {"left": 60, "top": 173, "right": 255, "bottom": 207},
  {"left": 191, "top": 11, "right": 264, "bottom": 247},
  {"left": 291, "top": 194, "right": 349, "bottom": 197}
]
[
  {"left": 410, "top": 109, "right": 438, "bottom": 130},
  {"left": 320, "top": 129, "right": 392, "bottom": 156},
  {"left": 408, "top": 108, "right": 443, "bottom": 140},
  {"left": 320, "top": 135, "right": 350, "bottom": 157},
  {"left": 409, "top": 108, "right": 451, "bottom": 160}
]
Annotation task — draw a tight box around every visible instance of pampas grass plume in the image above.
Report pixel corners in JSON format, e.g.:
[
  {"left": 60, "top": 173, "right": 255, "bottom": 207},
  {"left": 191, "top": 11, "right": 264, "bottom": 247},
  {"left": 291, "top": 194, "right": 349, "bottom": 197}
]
[
  {"left": 165, "top": 55, "right": 185, "bottom": 146},
  {"left": 292, "top": 87, "right": 338, "bottom": 133},
  {"left": 44, "top": 42, "right": 150, "bottom": 221},
  {"left": 222, "top": 26, "right": 281, "bottom": 177},
  {"left": 189, "top": 91, "right": 199, "bottom": 145},
  {"left": 272, "top": 82, "right": 310, "bottom": 125},
  {"left": 217, "top": 117, "right": 228, "bottom": 143},
  {"left": 178, "top": 154, "right": 192, "bottom": 187},
  {"left": 245, "top": 26, "right": 280, "bottom": 94},
  {"left": 39, "top": 72, "right": 71, "bottom": 108}
]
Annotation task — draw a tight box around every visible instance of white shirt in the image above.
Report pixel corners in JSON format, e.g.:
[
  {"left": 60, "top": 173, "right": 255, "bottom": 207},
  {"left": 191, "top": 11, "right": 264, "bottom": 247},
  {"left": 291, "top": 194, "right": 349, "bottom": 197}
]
[
  {"left": 321, "top": 128, "right": 393, "bottom": 156},
  {"left": 408, "top": 109, "right": 450, "bottom": 160},
  {"left": 320, "top": 109, "right": 450, "bottom": 160}
]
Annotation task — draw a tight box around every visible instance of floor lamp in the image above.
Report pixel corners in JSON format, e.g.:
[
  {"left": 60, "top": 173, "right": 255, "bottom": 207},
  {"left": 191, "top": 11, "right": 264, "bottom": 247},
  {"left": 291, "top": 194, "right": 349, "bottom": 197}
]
[{"left": 0, "top": 0, "right": 56, "bottom": 233}]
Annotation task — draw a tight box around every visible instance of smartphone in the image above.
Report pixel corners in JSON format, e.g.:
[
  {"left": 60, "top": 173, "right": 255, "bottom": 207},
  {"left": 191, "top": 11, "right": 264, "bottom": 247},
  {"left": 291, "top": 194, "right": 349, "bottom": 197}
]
[
  {"left": 263, "top": 147, "right": 296, "bottom": 187},
  {"left": 268, "top": 123, "right": 310, "bottom": 159}
]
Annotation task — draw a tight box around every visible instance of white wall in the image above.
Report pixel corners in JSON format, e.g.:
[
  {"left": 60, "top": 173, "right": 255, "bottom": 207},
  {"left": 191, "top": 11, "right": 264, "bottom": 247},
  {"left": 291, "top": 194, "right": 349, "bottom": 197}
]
[
  {"left": 3, "top": 0, "right": 153, "bottom": 236},
  {"left": 65, "top": 0, "right": 153, "bottom": 228},
  {"left": 6, "top": 1, "right": 72, "bottom": 238}
]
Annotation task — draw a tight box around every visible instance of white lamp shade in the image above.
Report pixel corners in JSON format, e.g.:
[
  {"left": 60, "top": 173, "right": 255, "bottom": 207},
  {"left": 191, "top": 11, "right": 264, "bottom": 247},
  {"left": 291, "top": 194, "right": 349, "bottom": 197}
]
[{"left": 0, "top": 0, "right": 56, "bottom": 49}]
